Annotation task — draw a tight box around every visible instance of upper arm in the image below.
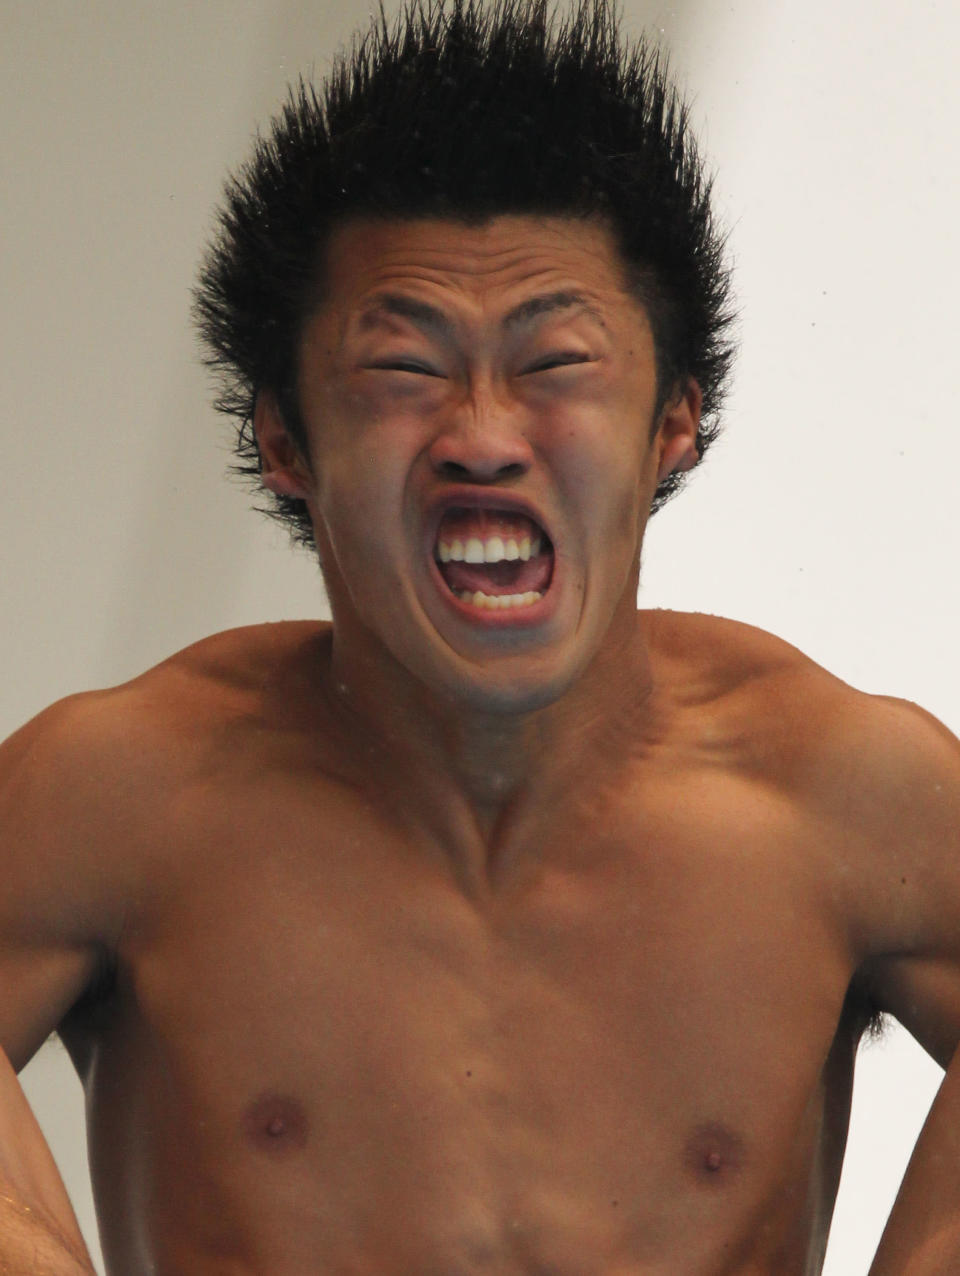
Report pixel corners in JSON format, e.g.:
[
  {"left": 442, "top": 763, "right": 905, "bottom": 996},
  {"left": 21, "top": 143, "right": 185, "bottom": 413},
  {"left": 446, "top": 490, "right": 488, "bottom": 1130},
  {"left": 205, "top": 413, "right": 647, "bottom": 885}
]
[
  {"left": 828, "top": 694, "right": 960, "bottom": 1065},
  {"left": 0, "top": 694, "right": 128, "bottom": 1072}
]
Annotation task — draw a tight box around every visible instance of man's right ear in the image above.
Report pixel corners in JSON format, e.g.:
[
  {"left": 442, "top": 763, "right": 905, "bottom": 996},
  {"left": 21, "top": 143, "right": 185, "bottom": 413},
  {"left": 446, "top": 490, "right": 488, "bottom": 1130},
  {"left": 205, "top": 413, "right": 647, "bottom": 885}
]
[{"left": 253, "top": 392, "right": 313, "bottom": 499}]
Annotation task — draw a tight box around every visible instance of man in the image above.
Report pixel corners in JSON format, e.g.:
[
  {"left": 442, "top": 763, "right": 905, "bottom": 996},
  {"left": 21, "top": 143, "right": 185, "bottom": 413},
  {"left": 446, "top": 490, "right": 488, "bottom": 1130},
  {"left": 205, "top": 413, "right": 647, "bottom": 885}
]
[{"left": 2, "top": 0, "right": 959, "bottom": 1272}]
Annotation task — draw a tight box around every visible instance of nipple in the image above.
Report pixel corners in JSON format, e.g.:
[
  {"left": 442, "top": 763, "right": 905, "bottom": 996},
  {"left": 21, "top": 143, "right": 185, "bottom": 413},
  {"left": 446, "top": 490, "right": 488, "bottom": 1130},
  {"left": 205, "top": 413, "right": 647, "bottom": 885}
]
[
  {"left": 683, "top": 1122, "right": 744, "bottom": 1185},
  {"left": 241, "top": 1091, "right": 309, "bottom": 1156}
]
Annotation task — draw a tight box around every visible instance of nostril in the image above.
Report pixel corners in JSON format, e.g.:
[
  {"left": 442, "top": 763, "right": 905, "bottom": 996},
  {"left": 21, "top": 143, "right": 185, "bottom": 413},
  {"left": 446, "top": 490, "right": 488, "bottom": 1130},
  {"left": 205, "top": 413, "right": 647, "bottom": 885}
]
[
  {"left": 438, "top": 461, "right": 472, "bottom": 478},
  {"left": 441, "top": 459, "right": 528, "bottom": 479},
  {"left": 437, "top": 460, "right": 526, "bottom": 481}
]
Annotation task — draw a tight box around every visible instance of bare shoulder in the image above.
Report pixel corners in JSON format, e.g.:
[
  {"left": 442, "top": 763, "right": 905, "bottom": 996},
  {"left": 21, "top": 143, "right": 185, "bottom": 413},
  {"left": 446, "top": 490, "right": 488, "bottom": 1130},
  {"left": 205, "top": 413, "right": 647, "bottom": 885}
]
[
  {"left": 100, "top": 619, "right": 330, "bottom": 733},
  {"left": 801, "top": 680, "right": 960, "bottom": 962},
  {"left": 0, "top": 623, "right": 333, "bottom": 1065},
  {"left": 647, "top": 609, "right": 960, "bottom": 962},
  {"left": 125, "top": 620, "right": 332, "bottom": 715},
  {"left": 645, "top": 607, "right": 829, "bottom": 692},
  {"left": 645, "top": 607, "right": 853, "bottom": 752},
  {"left": 645, "top": 606, "right": 958, "bottom": 796},
  {"left": 1, "top": 621, "right": 332, "bottom": 839}
]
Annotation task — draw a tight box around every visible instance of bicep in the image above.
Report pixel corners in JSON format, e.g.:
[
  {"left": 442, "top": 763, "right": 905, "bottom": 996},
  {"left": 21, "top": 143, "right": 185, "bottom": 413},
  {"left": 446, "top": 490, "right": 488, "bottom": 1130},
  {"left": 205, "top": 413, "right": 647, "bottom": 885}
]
[
  {"left": 0, "top": 945, "right": 103, "bottom": 1074},
  {"left": 0, "top": 695, "right": 123, "bottom": 1072},
  {"left": 849, "top": 696, "right": 960, "bottom": 1068},
  {"left": 864, "top": 953, "right": 960, "bottom": 1069}
]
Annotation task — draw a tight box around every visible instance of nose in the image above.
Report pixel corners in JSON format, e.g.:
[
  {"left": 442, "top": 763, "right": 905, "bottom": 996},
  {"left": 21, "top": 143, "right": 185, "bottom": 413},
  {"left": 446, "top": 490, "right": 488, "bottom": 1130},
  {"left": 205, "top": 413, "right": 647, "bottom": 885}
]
[{"left": 427, "top": 393, "right": 534, "bottom": 484}]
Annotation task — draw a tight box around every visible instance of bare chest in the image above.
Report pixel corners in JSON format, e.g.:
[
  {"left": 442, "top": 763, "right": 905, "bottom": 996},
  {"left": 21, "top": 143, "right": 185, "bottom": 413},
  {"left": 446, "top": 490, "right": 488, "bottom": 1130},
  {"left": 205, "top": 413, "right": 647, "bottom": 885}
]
[{"left": 73, "top": 769, "right": 858, "bottom": 1274}]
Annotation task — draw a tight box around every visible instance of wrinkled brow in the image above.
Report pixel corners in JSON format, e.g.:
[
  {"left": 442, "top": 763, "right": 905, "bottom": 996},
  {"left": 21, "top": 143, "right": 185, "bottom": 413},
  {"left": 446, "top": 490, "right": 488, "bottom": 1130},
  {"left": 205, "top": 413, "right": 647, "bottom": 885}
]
[{"left": 356, "top": 289, "right": 607, "bottom": 334}]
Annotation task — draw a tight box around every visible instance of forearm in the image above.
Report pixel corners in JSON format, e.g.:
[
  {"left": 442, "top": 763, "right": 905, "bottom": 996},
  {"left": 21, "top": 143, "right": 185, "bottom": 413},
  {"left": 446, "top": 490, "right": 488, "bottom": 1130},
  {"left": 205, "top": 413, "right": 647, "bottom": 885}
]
[
  {"left": 0, "top": 1194, "right": 96, "bottom": 1275},
  {"left": 0, "top": 1049, "right": 95, "bottom": 1274},
  {"left": 869, "top": 1046, "right": 960, "bottom": 1275}
]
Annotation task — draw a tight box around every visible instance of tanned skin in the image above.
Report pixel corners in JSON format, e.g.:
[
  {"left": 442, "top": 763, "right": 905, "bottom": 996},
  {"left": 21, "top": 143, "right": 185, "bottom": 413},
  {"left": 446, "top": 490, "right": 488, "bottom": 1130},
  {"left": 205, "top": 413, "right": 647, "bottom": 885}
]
[{"left": 2, "top": 217, "right": 960, "bottom": 1274}]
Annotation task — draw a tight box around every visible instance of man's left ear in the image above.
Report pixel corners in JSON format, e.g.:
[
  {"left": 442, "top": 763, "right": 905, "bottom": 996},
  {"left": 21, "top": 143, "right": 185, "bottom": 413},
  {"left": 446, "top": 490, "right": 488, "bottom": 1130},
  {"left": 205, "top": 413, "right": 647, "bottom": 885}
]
[
  {"left": 253, "top": 391, "right": 313, "bottom": 499},
  {"left": 655, "top": 378, "right": 703, "bottom": 483}
]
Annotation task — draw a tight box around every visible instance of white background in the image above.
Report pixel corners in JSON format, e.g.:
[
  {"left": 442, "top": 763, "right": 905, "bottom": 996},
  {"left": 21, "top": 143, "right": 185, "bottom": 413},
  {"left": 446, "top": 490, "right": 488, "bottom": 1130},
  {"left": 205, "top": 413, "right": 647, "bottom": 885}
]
[{"left": 2, "top": 2, "right": 956, "bottom": 1271}]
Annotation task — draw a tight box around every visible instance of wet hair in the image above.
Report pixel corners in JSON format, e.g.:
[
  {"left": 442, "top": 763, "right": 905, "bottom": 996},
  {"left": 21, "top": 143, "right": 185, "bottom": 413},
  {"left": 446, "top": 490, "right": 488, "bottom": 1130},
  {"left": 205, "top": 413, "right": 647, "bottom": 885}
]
[{"left": 194, "top": 0, "right": 736, "bottom": 551}]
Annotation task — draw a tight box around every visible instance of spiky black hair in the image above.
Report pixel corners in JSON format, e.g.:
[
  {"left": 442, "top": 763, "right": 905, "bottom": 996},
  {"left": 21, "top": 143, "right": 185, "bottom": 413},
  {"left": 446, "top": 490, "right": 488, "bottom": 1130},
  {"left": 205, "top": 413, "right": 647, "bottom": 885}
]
[{"left": 194, "top": 0, "right": 736, "bottom": 550}]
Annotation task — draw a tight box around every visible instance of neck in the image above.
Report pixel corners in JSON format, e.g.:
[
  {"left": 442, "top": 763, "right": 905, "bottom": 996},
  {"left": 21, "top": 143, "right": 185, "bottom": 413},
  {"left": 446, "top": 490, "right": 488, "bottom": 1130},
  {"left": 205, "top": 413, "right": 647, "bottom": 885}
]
[{"left": 315, "top": 598, "right": 660, "bottom": 891}]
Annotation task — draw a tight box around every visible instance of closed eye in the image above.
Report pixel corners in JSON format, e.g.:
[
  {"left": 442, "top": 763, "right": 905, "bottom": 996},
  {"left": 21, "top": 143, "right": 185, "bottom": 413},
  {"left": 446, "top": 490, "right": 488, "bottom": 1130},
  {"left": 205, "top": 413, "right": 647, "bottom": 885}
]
[
  {"left": 366, "top": 361, "right": 443, "bottom": 377},
  {"left": 523, "top": 353, "right": 594, "bottom": 374}
]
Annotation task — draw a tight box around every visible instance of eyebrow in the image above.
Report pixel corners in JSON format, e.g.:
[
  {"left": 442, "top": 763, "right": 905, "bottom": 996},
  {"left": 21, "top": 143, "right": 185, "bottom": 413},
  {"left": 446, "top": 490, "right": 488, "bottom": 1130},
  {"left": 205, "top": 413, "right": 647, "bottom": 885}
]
[{"left": 356, "top": 289, "right": 606, "bottom": 335}]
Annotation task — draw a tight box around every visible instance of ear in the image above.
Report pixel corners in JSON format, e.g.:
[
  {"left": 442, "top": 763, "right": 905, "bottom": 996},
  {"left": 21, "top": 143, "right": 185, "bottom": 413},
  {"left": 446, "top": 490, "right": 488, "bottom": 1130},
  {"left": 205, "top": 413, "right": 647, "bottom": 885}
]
[
  {"left": 253, "top": 392, "right": 313, "bottom": 499},
  {"left": 655, "top": 377, "right": 703, "bottom": 483}
]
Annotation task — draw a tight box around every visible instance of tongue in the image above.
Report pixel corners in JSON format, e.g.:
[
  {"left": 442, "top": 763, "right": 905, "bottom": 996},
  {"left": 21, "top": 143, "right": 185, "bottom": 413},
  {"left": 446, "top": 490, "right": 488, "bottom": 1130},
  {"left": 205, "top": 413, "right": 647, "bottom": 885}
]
[
  {"left": 435, "top": 506, "right": 553, "bottom": 597},
  {"left": 440, "top": 553, "right": 552, "bottom": 596}
]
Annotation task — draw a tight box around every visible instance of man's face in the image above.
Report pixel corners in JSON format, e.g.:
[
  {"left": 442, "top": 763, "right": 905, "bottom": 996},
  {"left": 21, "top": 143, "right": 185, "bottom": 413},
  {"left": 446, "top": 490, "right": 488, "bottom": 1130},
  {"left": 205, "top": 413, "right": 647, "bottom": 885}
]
[{"left": 259, "top": 215, "right": 699, "bottom": 712}]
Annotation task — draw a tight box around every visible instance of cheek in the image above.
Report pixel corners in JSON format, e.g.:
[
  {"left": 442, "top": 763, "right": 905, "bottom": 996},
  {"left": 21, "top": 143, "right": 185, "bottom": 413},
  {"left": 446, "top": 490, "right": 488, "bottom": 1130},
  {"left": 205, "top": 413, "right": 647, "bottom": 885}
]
[
  {"left": 309, "top": 422, "right": 420, "bottom": 571},
  {"left": 317, "top": 466, "right": 392, "bottom": 556},
  {"left": 547, "top": 406, "right": 651, "bottom": 532}
]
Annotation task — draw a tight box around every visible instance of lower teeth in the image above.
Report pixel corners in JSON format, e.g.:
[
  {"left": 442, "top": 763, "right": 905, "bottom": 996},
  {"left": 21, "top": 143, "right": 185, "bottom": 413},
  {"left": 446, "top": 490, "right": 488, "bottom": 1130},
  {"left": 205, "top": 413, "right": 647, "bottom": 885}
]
[{"left": 457, "top": 589, "right": 542, "bottom": 610}]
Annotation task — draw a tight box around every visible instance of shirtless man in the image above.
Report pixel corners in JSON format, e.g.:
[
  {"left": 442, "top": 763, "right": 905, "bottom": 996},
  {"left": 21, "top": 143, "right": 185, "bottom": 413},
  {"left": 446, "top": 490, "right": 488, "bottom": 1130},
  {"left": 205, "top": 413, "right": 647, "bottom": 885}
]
[{"left": 3, "top": 2, "right": 960, "bottom": 1272}]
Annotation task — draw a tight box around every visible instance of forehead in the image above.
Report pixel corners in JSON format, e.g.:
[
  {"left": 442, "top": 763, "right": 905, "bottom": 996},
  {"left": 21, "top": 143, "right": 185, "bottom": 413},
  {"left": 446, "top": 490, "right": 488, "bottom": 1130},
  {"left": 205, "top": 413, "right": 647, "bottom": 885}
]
[{"left": 315, "top": 215, "right": 643, "bottom": 330}]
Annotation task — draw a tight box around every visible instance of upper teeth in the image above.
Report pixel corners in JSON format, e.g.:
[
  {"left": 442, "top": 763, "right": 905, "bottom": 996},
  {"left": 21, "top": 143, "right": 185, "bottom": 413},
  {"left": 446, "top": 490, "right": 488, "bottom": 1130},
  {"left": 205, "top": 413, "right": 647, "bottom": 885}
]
[{"left": 437, "top": 535, "right": 542, "bottom": 564}]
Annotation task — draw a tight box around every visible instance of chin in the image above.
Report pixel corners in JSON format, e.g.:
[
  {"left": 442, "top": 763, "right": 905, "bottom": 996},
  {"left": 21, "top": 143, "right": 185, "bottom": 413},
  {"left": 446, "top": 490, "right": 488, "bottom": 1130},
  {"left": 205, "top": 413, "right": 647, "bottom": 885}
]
[{"left": 418, "top": 639, "right": 594, "bottom": 718}]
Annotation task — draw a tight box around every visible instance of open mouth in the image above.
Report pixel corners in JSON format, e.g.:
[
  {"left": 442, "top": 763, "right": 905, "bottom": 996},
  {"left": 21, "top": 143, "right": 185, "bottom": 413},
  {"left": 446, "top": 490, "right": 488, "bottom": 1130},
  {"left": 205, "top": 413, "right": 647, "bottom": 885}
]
[{"left": 433, "top": 507, "right": 554, "bottom": 611}]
